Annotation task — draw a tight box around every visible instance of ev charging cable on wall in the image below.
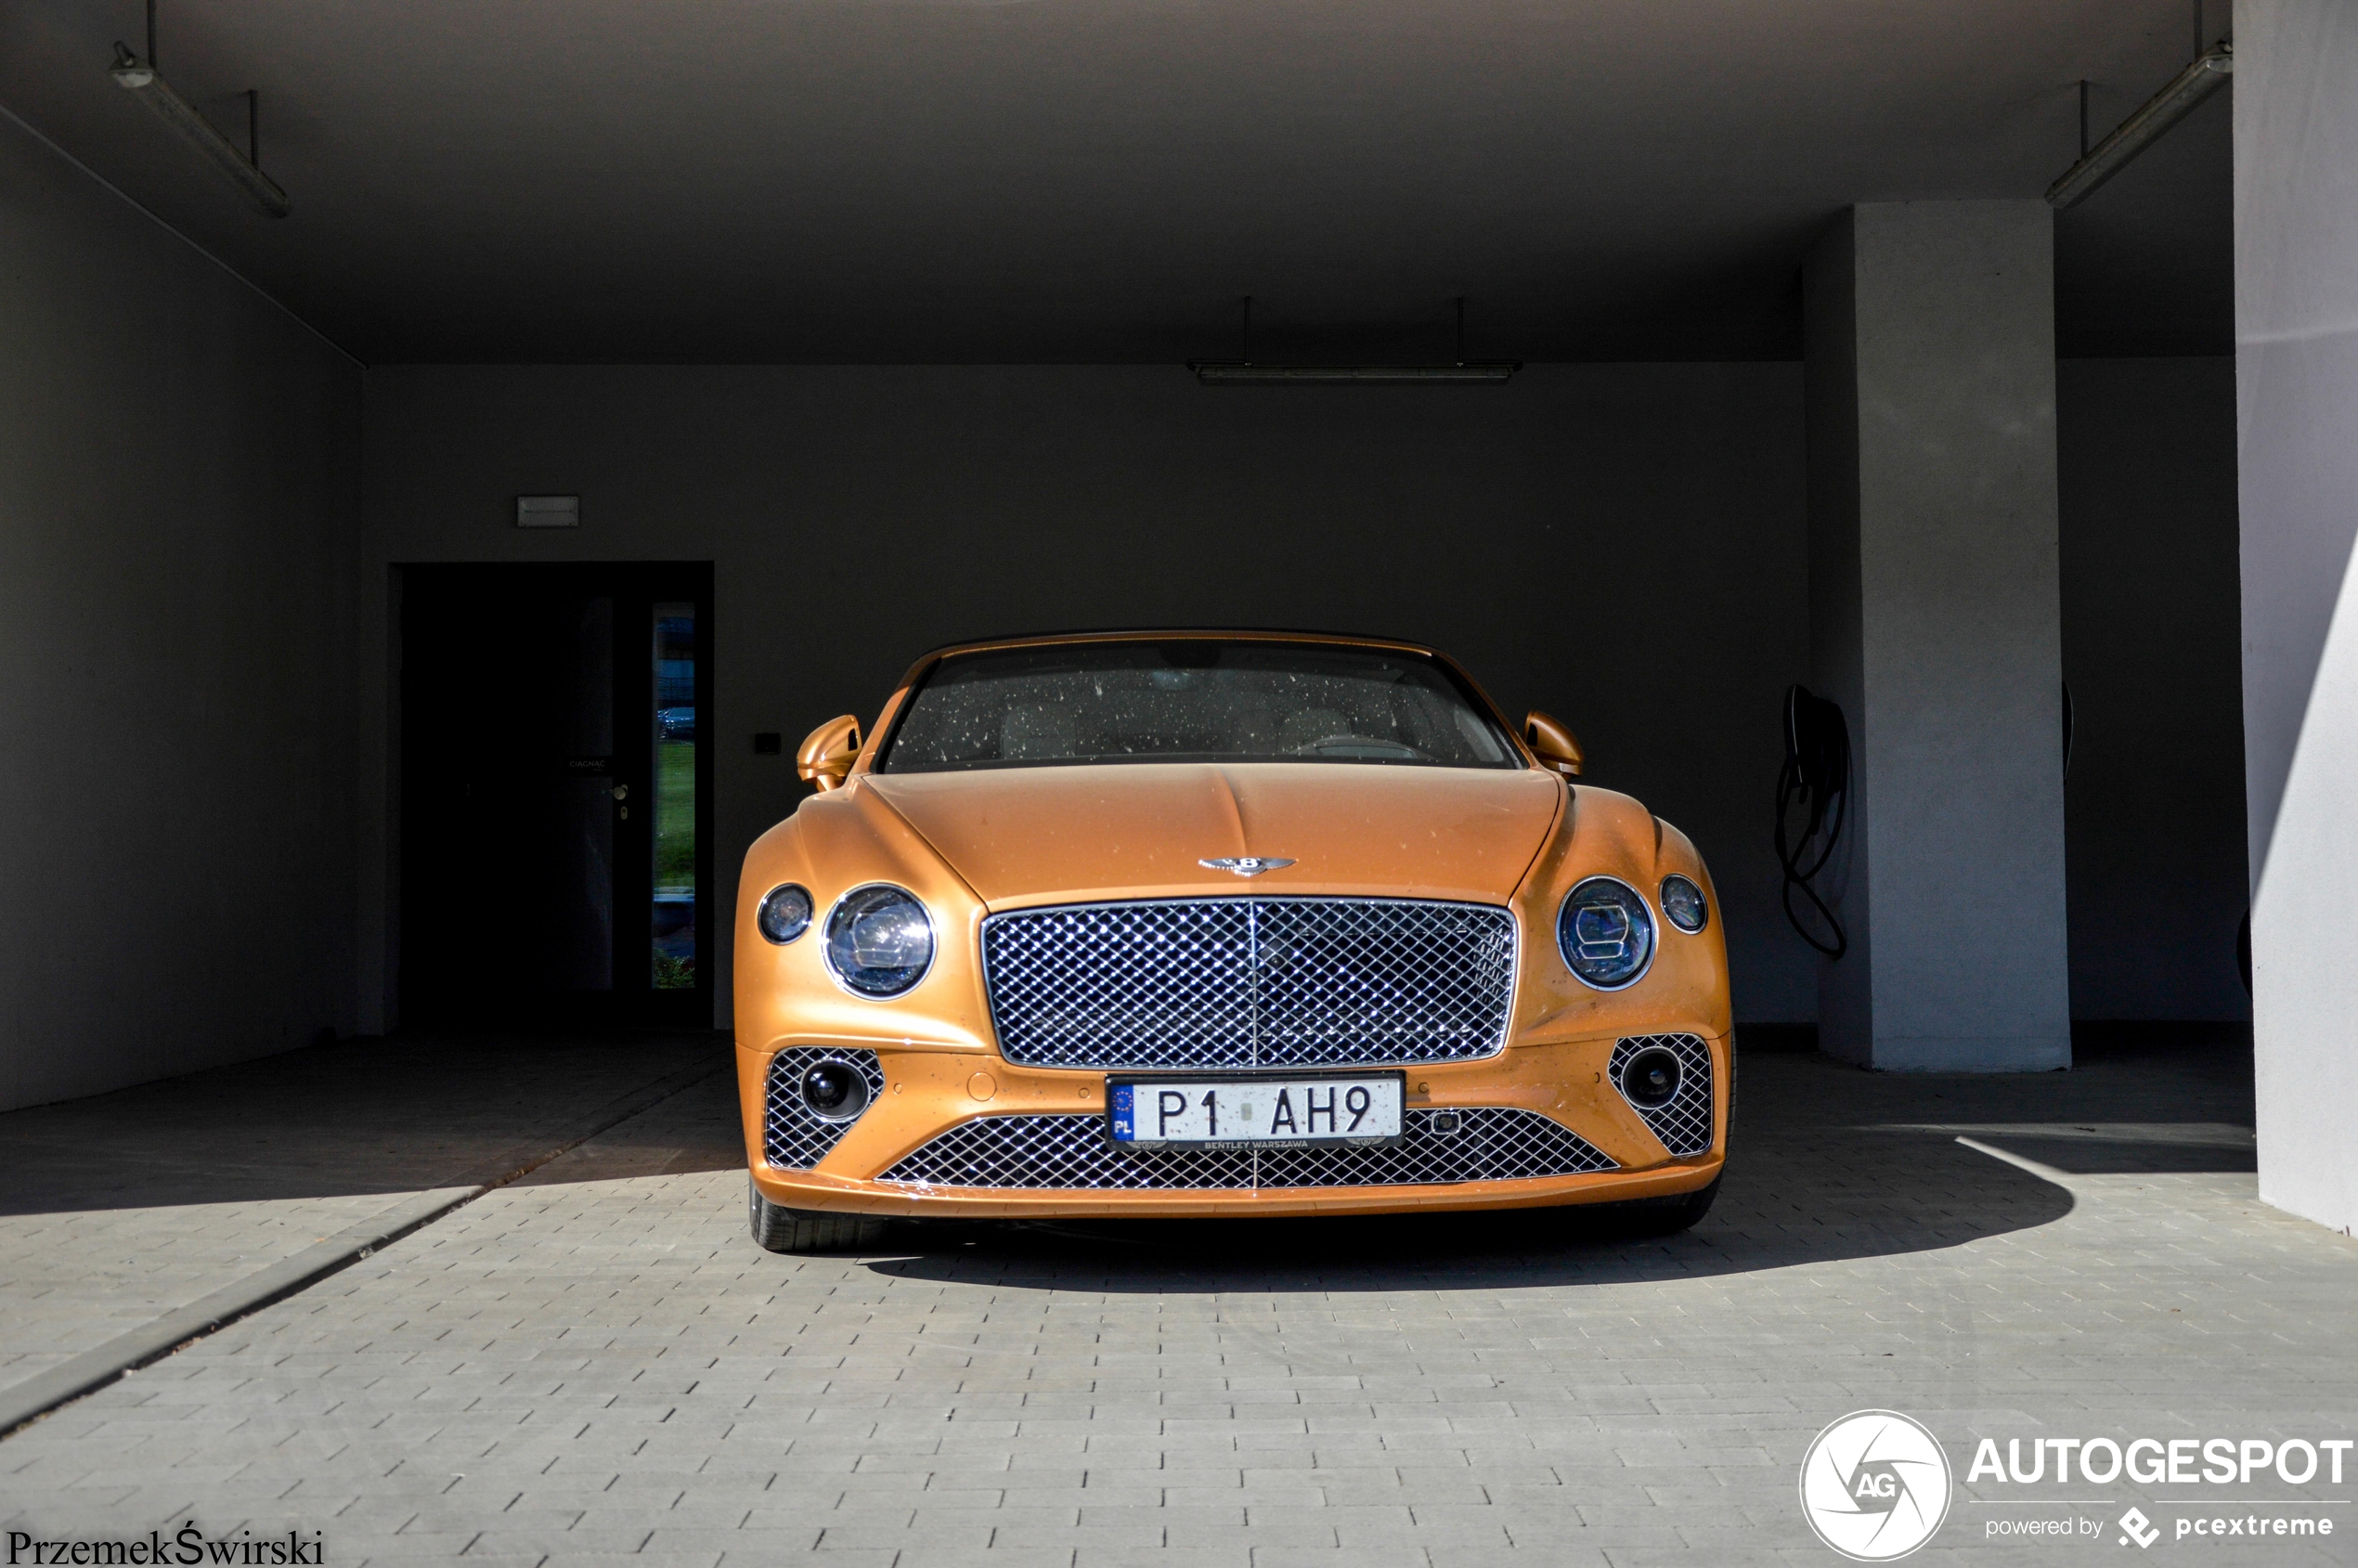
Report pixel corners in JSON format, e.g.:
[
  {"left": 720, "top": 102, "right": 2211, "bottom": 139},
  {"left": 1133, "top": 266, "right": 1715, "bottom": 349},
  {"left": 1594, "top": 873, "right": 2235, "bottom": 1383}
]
[{"left": 1775, "top": 685, "right": 1850, "bottom": 960}]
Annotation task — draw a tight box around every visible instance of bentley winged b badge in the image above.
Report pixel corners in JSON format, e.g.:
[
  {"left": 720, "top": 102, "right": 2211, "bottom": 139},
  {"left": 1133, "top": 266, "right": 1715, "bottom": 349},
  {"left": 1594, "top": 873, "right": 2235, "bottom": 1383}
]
[{"left": 1199, "top": 856, "right": 1297, "bottom": 877}]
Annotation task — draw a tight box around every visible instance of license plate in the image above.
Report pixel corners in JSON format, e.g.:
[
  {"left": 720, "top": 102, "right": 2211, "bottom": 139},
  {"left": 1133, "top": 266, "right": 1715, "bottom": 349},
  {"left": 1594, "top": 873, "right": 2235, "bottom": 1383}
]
[{"left": 1107, "top": 1073, "right": 1405, "bottom": 1147}]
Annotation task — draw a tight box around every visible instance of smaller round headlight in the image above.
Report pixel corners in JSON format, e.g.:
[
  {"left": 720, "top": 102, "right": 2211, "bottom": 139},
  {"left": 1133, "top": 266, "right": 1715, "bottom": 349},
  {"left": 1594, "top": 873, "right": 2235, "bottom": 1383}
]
[
  {"left": 1659, "top": 875, "right": 1708, "bottom": 935},
  {"left": 800, "top": 1059, "right": 871, "bottom": 1121},
  {"left": 757, "top": 884, "right": 813, "bottom": 944},
  {"left": 1558, "top": 876, "right": 1655, "bottom": 991},
  {"left": 824, "top": 885, "right": 935, "bottom": 997},
  {"left": 1621, "top": 1045, "right": 1682, "bottom": 1108}
]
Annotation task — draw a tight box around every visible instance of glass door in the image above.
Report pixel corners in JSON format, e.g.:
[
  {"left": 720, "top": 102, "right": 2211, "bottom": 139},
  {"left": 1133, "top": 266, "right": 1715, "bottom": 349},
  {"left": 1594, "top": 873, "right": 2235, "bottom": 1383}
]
[
  {"left": 650, "top": 602, "right": 699, "bottom": 993},
  {"left": 399, "top": 563, "right": 712, "bottom": 1027}
]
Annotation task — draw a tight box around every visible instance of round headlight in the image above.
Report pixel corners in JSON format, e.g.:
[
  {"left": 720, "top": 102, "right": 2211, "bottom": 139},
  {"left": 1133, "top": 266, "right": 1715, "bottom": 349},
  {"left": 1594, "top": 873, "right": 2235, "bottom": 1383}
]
[
  {"left": 1659, "top": 874, "right": 1708, "bottom": 935},
  {"left": 1557, "top": 876, "right": 1655, "bottom": 991},
  {"left": 823, "top": 885, "right": 935, "bottom": 997},
  {"left": 757, "top": 883, "right": 813, "bottom": 944}
]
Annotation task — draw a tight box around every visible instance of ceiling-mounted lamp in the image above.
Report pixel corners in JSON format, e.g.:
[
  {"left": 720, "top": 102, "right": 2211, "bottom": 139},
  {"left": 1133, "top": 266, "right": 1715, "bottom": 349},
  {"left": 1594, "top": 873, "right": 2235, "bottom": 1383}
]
[
  {"left": 109, "top": 2, "right": 289, "bottom": 218},
  {"left": 1194, "top": 363, "right": 1517, "bottom": 385},
  {"left": 2046, "top": 40, "right": 2231, "bottom": 210},
  {"left": 1190, "top": 297, "right": 1520, "bottom": 384}
]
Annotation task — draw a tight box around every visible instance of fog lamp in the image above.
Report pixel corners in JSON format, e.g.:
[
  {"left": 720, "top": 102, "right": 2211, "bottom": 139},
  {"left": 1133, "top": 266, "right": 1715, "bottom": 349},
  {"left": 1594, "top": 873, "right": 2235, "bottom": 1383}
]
[
  {"left": 1621, "top": 1046, "right": 1682, "bottom": 1109},
  {"left": 801, "top": 1060, "right": 871, "bottom": 1121}
]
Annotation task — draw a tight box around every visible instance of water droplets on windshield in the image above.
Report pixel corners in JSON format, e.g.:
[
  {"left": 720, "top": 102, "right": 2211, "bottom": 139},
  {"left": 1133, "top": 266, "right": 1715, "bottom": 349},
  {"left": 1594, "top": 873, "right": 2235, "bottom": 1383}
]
[{"left": 878, "top": 640, "right": 1519, "bottom": 773}]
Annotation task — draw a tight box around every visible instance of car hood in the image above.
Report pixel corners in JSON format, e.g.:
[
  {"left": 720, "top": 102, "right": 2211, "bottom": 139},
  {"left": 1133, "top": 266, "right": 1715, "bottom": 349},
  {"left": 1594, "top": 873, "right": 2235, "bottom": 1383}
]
[{"left": 860, "top": 762, "right": 1563, "bottom": 908}]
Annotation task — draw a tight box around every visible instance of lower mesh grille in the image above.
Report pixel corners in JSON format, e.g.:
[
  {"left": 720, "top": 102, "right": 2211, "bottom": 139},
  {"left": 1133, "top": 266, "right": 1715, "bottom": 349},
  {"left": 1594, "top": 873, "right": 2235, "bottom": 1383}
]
[
  {"left": 1609, "top": 1033, "right": 1715, "bottom": 1157},
  {"left": 877, "top": 1108, "right": 1614, "bottom": 1189},
  {"left": 763, "top": 1047, "right": 886, "bottom": 1170}
]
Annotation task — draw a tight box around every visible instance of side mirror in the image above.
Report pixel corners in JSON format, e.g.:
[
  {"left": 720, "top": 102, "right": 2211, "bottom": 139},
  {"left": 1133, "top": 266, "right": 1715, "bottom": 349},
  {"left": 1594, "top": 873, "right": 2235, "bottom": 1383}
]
[
  {"left": 1523, "top": 710, "right": 1584, "bottom": 777},
  {"left": 797, "top": 715, "right": 862, "bottom": 792}
]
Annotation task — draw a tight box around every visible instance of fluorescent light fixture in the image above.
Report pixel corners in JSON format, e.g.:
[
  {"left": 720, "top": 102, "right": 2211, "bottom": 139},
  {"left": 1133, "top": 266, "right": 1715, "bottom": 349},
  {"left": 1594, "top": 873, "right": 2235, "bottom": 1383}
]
[
  {"left": 110, "top": 43, "right": 289, "bottom": 218},
  {"left": 2047, "top": 42, "right": 2232, "bottom": 210},
  {"left": 1191, "top": 362, "right": 1519, "bottom": 384},
  {"left": 515, "top": 496, "right": 581, "bottom": 528},
  {"left": 1189, "top": 297, "right": 1519, "bottom": 384}
]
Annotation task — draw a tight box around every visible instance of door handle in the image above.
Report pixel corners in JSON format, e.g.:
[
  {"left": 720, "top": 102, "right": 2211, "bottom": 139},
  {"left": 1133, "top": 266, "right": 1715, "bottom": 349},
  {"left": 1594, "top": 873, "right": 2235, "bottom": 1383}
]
[{"left": 611, "top": 784, "right": 629, "bottom": 801}]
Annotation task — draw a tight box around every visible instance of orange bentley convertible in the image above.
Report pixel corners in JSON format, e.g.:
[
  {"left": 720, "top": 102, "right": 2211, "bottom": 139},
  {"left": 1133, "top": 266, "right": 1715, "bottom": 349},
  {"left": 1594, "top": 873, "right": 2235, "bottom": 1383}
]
[{"left": 736, "top": 631, "right": 1730, "bottom": 1251}]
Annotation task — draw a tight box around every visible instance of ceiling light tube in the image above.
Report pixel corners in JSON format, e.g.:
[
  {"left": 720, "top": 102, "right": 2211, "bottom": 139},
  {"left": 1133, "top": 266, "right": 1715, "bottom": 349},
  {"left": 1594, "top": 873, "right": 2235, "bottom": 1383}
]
[
  {"left": 110, "top": 45, "right": 290, "bottom": 218},
  {"left": 2046, "top": 42, "right": 2232, "bottom": 210},
  {"left": 1190, "top": 362, "right": 1519, "bottom": 385},
  {"left": 1191, "top": 295, "right": 1518, "bottom": 383}
]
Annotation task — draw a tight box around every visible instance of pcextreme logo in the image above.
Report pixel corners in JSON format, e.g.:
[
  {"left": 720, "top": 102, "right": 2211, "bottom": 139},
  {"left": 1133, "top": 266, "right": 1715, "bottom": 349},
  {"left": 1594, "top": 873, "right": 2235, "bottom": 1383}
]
[{"left": 1800, "top": 1410, "right": 1955, "bottom": 1562}]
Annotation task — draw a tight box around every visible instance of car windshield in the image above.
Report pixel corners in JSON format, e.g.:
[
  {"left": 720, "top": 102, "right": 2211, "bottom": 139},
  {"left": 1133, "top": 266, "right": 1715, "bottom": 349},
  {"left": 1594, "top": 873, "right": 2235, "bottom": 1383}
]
[{"left": 876, "top": 640, "right": 1522, "bottom": 772}]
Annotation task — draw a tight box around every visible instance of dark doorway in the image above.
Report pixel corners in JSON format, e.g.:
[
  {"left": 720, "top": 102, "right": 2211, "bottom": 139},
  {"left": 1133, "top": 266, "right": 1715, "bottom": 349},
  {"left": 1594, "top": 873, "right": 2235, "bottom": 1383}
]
[{"left": 398, "top": 564, "right": 714, "bottom": 1026}]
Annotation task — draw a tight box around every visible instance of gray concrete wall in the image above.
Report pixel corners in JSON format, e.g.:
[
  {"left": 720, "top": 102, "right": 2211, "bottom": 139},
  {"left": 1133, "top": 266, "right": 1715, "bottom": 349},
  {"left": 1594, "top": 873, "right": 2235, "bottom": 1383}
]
[
  {"left": 359, "top": 359, "right": 2252, "bottom": 1043},
  {"left": 1805, "top": 201, "right": 2072, "bottom": 1070},
  {"left": 2235, "top": 0, "right": 2358, "bottom": 1232},
  {"left": 0, "top": 111, "right": 363, "bottom": 1110},
  {"left": 2057, "top": 357, "right": 2248, "bottom": 1021},
  {"left": 359, "top": 363, "right": 1821, "bottom": 1031},
  {"left": 0, "top": 108, "right": 2251, "bottom": 1101}
]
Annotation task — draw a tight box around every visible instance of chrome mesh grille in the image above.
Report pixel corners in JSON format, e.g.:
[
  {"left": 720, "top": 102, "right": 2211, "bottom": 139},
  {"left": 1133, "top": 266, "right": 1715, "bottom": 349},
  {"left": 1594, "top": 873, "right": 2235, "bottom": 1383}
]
[
  {"left": 1609, "top": 1033, "right": 1715, "bottom": 1157},
  {"left": 981, "top": 898, "right": 1516, "bottom": 1069},
  {"left": 877, "top": 1108, "right": 1613, "bottom": 1189},
  {"left": 763, "top": 1047, "right": 886, "bottom": 1170}
]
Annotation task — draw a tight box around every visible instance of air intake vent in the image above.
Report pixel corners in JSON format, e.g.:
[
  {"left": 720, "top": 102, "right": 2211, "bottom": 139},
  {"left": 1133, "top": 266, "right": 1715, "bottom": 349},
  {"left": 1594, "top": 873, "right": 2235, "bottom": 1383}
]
[
  {"left": 1608, "top": 1034, "right": 1714, "bottom": 1157},
  {"left": 762, "top": 1047, "right": 886, "bottom": 1170},
  {"left": 878, "top": 1107, "right": 1612, "bottom": 1189}
]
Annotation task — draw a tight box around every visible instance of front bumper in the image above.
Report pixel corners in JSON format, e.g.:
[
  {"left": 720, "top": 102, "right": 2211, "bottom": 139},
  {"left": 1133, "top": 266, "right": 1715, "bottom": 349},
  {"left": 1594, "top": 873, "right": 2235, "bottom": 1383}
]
[{"left": 738, "top": 1032, "right": 1728, "bottom": 1220}]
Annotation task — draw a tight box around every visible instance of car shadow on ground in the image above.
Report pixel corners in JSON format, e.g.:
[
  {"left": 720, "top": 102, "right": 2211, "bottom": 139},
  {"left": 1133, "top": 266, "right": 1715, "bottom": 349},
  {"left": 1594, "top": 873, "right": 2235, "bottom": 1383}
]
[
  {"left": 0, "top": 1024, "right": 2249, "bottom": 1242},
  {"left": 857, "top": 1030, "right": 2258, "bottom": 1290},
  {"left": 860, "top": 1120, "right": 2079, "bottom": 1291}
]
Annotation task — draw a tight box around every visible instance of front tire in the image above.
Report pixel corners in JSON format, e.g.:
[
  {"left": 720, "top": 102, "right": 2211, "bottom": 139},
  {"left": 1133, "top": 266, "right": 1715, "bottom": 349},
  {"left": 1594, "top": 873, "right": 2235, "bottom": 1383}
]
[{"left": 747, "top": 1174, "right": 888, "bottom": 1253}]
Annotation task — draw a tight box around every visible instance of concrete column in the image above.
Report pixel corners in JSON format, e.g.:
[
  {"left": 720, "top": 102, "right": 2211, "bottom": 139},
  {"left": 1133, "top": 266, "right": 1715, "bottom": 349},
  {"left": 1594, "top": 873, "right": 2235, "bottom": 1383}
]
[
  {"left": 1803, "top": 201, "right": 2072, "bottom": 1071},
  {"left": 2235, "top": 0, "right": 2358, "bottom": 1233}
]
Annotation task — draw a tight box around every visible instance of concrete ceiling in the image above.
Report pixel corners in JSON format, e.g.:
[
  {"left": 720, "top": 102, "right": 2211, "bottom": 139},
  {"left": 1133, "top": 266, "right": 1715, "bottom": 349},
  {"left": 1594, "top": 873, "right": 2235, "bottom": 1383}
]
[{"left": 0, "top": 0, "right": 2230, "bottom": 363}]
